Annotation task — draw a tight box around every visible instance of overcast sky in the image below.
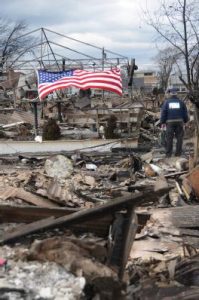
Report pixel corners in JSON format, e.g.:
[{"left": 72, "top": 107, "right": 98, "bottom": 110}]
[{"left": 1, "top": 0, "right": 160, "bottom": 70}]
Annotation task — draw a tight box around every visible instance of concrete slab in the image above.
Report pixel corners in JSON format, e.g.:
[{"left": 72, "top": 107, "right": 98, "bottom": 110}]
[{"left": 0, "top": 138, "right": 138, "bottom": 155}]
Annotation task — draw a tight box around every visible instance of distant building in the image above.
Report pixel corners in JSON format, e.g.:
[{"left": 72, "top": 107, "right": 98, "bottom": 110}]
[
  {"left": 0, "top": 69, "right": 21, "bottom": 91},
  {"left": 133, "top": 70, "right": 158, "bottom": 93},
  {"left": 168, "top": 73, "right": 188, "bottom": 93}
]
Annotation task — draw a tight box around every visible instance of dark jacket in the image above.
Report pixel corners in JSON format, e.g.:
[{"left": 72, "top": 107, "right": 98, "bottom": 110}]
[{"left": 160, "top": 96, "right": 189, "bottom": 124}]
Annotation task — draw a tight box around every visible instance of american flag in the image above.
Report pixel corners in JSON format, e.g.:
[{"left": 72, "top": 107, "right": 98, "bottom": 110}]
[{"left": 37, "top": 68, "right": 122, "bottom": 100}]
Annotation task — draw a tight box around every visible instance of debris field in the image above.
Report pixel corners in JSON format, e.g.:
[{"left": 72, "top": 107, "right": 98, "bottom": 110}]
[{"left": 0, "top": 94, "right": 198, "bottom": 299}]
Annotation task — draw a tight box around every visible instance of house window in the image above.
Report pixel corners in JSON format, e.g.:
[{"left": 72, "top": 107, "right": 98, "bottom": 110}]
[{"left": 144, "top": 72, "right": 153, "bottom": 76}]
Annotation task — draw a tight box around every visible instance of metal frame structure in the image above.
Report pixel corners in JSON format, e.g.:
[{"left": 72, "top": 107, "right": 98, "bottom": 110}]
[
  {"left": 6, "top": 27, "right": 129, "bottom": 73},
  {"left": 0, "top": 28, "right": 137, "bottom": 136}
]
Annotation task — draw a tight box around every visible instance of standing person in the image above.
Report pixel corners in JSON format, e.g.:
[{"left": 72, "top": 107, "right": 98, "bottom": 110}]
[{"left": 160, "top": 88, "right": 189, "bottom": 157}]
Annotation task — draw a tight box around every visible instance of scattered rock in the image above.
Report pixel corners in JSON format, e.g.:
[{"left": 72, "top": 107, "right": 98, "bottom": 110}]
[{"left": 44, "top": 155, "right": 73, "bottom": 179}]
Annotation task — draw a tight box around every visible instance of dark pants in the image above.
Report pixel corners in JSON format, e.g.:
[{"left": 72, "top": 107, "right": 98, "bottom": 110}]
[{"left": 166, "top": 122, "right": 184, "bottom": 157}]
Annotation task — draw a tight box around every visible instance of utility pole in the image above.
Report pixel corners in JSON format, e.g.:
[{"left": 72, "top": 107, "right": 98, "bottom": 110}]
[
  {"left": 128, "top": 58, "right": 138, "bottom": 100},
  {"left": 57, "top": 58, "right": 65, "bottom": 123},
  {"left": 33, "top": 100, "right": 38, "bottom": 136},
  {"left": 102, "top": 47, "right": 105, "bottom": 99}
]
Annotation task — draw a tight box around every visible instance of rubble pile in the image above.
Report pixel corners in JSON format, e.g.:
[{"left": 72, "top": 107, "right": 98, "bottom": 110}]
[
  {"left": 0, "top": 96, "right": 199, "bottom": 299},
  {"left": 0, "top": 257, "right": 85, "bottom": 299},
  {"left": 0, "top": 135, "right": 198, "bottom": 299},
  {"left": 0, "top": 96, "right": 144, "bottom": 141}
]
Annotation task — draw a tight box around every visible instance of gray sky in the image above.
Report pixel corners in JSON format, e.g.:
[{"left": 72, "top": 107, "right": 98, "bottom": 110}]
[{"left": 1, "top": 0, "right": 159, "bottom": 69}]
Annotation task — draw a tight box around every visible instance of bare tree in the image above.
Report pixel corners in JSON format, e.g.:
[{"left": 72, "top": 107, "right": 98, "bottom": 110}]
[
  {"left": 145, "top": 0, "right": 199, "bottom": 93},
  {"left": 145, "top": 0, "right": 199, "bottom": 161},
  {"left": 0, "top": 19, "right": 32, "bottom": 72},
  {"left": 154, "top": 47, "right": 179, "bottom": 91}
]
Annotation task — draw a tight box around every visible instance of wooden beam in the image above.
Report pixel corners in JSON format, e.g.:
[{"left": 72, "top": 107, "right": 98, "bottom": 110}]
[
  {"left": 0, "top": 188, "right": 169, "bottom": 245},
  {"left": 0, "top": 205, "right": 112, "bottom": 237},
  {"left": 0, "top": 189, "right": 169, "bottom": 280},
  {"left": 0, "top": 205, "right": 78, "bottom": 223},
  {"left": 1, "top": 187, "right": 58, "bottom": 208},
  {"left": 108, "top": 207, "right": 138, "bottom": 280},
  {"left": 0, "top": 205, "right": 150, "bottom": 238},
  {"left": 150, "top": 205, "right": 199, "bottom": 228}
]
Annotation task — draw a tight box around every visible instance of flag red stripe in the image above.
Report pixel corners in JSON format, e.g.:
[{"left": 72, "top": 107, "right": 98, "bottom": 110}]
[
  {"left": 39, "top": 82, "right": 122, "bottom": 99},
  {"left": 39, "top": 78, "right": 122, "bottom": 97}
]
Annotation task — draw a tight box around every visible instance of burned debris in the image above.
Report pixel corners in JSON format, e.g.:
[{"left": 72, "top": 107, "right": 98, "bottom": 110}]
[
  {"left": 0, "top": 81, "right": 198, "bottom": 299},
  {"left": 0, "top": 131, "right": 198, "bottom": 299}
]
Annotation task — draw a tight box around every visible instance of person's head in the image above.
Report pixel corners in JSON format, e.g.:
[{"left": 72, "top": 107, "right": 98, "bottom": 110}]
[{"left": 166, "top": 87, "right": 179, "bottom": 97}]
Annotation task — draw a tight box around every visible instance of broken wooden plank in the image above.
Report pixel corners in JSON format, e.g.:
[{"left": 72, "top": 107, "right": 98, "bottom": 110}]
[
  {"left": 0, "top": 193, "right": 144, "bottom": 281},
  {"left": 0, "top": 187, "right": 59, "bottom": 208},
  {"left": 119, "top": 210, "right": 137, "bottom": 279},
  {"left": 148, "top": 206, "right": 199, "bottom": 249},
  {"left": 108, "top": 207, "right": 138, "bottom": 280},
  {"left": 0, "top": 205, "right": 150, "bottom": 237},
  {"left": 174, "top": 254, "right": 199, "bottom": 286},
  {"left": 130, "top": 239, "right": 183, "bottom": 261},
  {"left": 150, "top": 205, "right": 199, "bottom": 228},
  {"left": 2, "top": 121, "right": 24, "bottom": 128},
  {"left": 0, "top": 205, "right": 112, "bottom": 237},
  {"left": 1, "top": 185, "right": 169, "bottom": 280},
  {"left": 164, "top": 170, "right": 188, "bottom": 178},
  {"left": 1, "top": 189, "right": 169, "bottom": 245},
  {"left": 0, "top": 205, "right": 78, "bottom": 223},
  {"left": 0, "top": 189, "right": 169, "bottom": 244},
  {"left": 130, "top": 279, "right": 199, "bottom": 300}
]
